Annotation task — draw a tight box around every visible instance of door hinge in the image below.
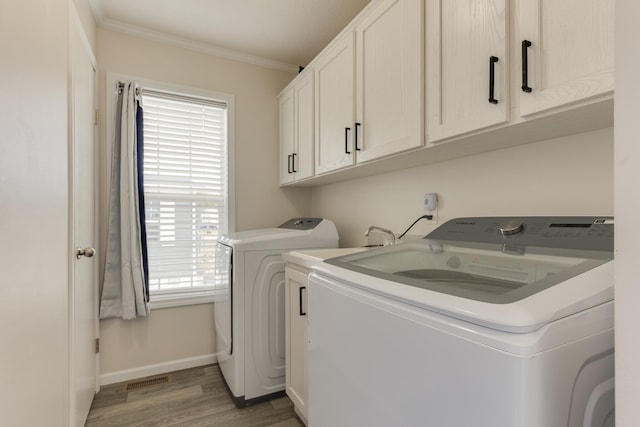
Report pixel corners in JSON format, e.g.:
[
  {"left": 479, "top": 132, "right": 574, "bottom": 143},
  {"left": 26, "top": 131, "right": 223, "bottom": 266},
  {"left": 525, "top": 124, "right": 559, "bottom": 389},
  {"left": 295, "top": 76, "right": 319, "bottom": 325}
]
[
  {"left": 94, "top": 109, "right": 99, "bottom": 126},
  {"left": 95, "top": 338, "right": 100, "bottom": 353}
]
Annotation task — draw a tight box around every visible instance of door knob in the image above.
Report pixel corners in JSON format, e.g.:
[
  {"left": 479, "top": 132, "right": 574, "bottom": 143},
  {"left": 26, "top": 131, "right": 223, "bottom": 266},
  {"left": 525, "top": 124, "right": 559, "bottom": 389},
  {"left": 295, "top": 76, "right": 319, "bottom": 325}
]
[{"left": 76, "top": 247, "right": 96, "bottom": 259}]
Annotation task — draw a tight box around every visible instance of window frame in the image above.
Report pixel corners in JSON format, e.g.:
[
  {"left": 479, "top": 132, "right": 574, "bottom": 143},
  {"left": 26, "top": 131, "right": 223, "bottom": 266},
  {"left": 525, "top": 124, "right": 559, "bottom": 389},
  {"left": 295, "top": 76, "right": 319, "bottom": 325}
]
[{"left": 105, "top": 73, "right": 236, "bottom": 309}]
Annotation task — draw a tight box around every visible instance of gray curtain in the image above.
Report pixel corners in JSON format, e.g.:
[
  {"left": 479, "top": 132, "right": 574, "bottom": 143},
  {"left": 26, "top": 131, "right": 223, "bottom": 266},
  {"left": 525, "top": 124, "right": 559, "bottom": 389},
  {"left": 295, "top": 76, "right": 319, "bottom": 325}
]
[{"left": 100, "top": 82, "right": 149, "bottom": 319}]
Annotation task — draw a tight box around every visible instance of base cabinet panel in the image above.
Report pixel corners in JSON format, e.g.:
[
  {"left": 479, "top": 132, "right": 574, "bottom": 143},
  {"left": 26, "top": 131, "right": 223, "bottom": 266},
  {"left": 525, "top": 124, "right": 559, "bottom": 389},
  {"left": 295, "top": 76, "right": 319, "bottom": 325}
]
[{"left": 285, "top": 266, "right": 309, "bottom": 423}]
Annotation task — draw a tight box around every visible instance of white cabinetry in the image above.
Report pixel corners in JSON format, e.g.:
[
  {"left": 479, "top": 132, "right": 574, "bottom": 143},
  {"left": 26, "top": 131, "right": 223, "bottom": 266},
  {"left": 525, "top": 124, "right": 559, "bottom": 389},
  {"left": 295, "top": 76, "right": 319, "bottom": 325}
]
[
  {"left": 280, "top": 0, "right": 614, "bottom": 186},
  {"left": 279, "top": 72, "right": 314, "bottom": 184},
  {"left": 517, "top": 0, "right": 614, "bottom": 117},
  {"left": 279, "top": 88, "right": 295, "bottom": 183},
  {"left": 283, "top": 248, "right": 366, "bottom": 423},
  {"left": 314, "top": 34, "right": 356, "bottom": 175},
  {"left": 355, "top": 0, "right": 424, "bottom": 163},
  {"left": 426, "top": 0, "right": 509, "bottom": 142},
  {"left": 313, "top": 0, "right": 424, "bottom": 176},
  {"left": 285, "top": 265, "right": 309, "bottom": 424},
  {"left": 426, "top": 0, "right": 613, "bottom": 142}
]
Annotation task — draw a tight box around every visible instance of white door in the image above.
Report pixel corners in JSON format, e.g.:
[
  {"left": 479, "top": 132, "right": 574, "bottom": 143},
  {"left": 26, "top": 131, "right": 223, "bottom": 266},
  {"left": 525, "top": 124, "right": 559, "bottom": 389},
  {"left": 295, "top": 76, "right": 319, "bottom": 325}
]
[
  {"left": 293, "top": 72, "right": 314, "bottom": 181},
  {"left": 246, "top": 252, "right": 287, "bottom": 399},
  {"left": 355, "top": 0, "right": 424, "bottom": 163},
  {"left": 70, "top": 13, "right": 98, "bottom": 426},
  {"left": 279, "top": 87, "right": 295, "bottom": 184},
  {"left": 279, "top": 73, "right": 314, "bottom": 185},
  {"left": 517, "top": 0, "right": 614, "bottom": 117},
  {"left": 426, "top": 0, "right": 509, "bottom": 142},
  {"left": 314, "top": 33, "right": 355, "bottom": 175}
]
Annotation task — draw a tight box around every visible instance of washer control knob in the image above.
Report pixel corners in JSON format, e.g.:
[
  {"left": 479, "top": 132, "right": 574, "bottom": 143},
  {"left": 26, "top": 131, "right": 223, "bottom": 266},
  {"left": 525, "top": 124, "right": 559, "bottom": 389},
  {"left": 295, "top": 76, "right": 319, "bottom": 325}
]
[{"left": 499, "top": 220, "right": 525, "bottom": 236}]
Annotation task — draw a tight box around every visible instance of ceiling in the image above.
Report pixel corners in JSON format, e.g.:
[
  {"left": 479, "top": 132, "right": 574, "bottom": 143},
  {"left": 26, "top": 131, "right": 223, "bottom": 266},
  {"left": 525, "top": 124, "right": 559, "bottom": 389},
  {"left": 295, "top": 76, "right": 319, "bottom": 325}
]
[{"left": 89, "top": 0, "right": 372, "bottom": 70}]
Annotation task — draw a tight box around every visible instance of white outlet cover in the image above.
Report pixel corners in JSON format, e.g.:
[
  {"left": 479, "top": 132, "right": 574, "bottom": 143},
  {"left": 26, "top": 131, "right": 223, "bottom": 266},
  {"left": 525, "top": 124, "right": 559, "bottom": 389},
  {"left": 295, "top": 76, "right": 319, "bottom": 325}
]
[{"left": 424, "top": 193, "right": 438, "bottom": 211}]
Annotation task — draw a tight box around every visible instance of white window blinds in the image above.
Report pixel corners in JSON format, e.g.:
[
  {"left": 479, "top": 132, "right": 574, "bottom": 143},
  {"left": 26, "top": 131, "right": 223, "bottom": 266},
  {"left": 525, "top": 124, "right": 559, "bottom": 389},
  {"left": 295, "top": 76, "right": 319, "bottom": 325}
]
[{"left": 141, "top": 90, "right": 228, "bottom": 295}]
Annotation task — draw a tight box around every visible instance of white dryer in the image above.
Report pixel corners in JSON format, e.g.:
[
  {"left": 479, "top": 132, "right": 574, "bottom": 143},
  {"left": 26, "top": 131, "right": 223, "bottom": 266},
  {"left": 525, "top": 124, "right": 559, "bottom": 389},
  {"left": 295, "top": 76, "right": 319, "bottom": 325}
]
[{"left": 214, "top": 218, "right": 338, "bottom": 406}]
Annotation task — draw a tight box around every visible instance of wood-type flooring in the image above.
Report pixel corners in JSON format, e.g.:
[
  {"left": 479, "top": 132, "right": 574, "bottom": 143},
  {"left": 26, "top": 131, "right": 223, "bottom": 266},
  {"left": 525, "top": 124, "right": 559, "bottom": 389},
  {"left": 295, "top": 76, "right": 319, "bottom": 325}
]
[{"left": 85, "top": 365, "right": 304, "bottom": 427}]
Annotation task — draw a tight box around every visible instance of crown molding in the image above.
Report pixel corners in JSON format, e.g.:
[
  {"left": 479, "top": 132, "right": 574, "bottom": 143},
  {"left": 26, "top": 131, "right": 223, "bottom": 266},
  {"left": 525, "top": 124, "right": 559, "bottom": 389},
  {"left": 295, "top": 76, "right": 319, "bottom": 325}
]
[
  {"left": 98, "top": 18, "right": 299, "bottom": 73},
  {"left": 88, "top": 0, "right": 105, "bottom": 24}
]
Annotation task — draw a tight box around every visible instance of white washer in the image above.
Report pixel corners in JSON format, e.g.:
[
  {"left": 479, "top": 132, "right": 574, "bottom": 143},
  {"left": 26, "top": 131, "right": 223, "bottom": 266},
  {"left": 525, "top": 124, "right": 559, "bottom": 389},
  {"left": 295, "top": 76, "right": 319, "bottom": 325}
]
[
  {"left": 214, "top": 218, "right": 338, "bottom": 406},
  {"left": 309, "top": 216, "right": 614, "bottom": 427}
]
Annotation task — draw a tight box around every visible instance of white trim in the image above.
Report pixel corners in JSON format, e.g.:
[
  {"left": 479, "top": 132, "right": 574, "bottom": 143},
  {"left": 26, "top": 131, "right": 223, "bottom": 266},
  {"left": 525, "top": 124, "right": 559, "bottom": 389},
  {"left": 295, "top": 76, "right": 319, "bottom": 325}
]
[
  {"left": 148, "top": 292, "right": 217, "bottom": 310},
  {"left": 99, "top": 18, "right": 298, "bottom": 73},
  {"left": 105, "top": 72, "right": 237, "bottom": 296},
  {"left": 70, "top": 3, "right": 97, "bottom": 68},
  {"left": 99, "top": 354, "right": 218, "bottom": 386},
  {"left": 87, "top": 0, "right": 105, "bottom": 24}
]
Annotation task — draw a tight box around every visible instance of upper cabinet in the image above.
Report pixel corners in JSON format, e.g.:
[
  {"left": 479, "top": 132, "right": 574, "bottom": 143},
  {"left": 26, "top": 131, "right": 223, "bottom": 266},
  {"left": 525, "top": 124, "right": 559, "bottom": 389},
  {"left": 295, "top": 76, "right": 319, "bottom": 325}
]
[
  {"left": 295, "top": 74, "right": 315, "bottom": 181},
  {"left": 314, "top": 0, "right": 424, "bottom": 176},
  {"left": 355, "top": 0, "right": 424, "bottom": 163},
  {"left": 314, "top": 34, "right": 356, "bottom": 176},
  {"left": 517, "top": 0, "right": 614, "bottom": 117},
  {"left": 426, "top": 0, "right": 509, "bottom": 142},
  {"left": 279, "top": 0, "right": 614, "bottom": 186},
  {"left": 279, "top": 87, "right": 295, "bottom": 184},
  {"left": 279, "top": 71, "right": 315, "bottom": 185}
]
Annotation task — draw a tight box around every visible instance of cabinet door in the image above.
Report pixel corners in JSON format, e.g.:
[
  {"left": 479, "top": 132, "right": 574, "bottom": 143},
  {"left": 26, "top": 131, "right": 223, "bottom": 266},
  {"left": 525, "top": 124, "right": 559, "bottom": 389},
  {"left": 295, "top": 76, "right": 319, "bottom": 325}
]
[
  {"left": 285, "top": 267, "right": 309, "bottom": 422},
  {"left": 426, "top": 0, "right": 509, "bottom": 142},
  {"left": 294, "top": 73, "right": 314, "bottom": 181},
  {"left": 355, "top": 0, "right": 424, "bottom": 163},
  {"left": 518, "top": 0, "right": 614, "bottom": 117},
  {"left": 315, "top": 34, "right": 355, "bottom": 175},
  {"left": 279, "top": 88, "right": 295, "bottom": 185}
]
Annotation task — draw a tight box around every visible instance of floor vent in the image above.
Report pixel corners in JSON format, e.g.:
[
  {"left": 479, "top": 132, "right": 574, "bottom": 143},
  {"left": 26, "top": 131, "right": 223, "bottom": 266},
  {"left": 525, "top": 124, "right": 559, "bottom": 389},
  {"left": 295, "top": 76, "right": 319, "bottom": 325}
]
[{"left": 125, "top": 375, "right": 170, "bottom": 392}]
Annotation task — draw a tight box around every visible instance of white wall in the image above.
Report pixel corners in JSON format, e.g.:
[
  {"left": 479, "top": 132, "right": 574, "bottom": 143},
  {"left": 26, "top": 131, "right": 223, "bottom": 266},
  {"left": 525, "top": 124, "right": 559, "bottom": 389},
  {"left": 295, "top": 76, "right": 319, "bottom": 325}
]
[
  {"left": 100, "top": 304, "right": 216, "bottom": 383},
  {"left": 71, "top": 0, "right": 97, "bottom": 51},
  {"left": 312, "top": 128, "right": 613, "bottom": 247},
  {"left": 614, "top": 0, "right": 640, "bottom": 424},
  {"left": 96, "top": 28, "right": 310, "bottom": 380},
  {"left": 0, "top": 0, "right": 71, "bottom": 425}
]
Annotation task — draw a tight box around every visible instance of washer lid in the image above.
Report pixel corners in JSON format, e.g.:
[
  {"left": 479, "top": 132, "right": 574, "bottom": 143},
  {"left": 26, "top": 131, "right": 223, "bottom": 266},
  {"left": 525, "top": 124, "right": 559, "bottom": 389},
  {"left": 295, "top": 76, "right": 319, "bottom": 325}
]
[
  {"left": 326, "top": 216, "right": 613, "bottom": 304},
  {"left": 320, "top": 217, "right": 614, "bottom": 332},
  {"left": 326, "top": 241, "right": 610, "bottom": 305}
]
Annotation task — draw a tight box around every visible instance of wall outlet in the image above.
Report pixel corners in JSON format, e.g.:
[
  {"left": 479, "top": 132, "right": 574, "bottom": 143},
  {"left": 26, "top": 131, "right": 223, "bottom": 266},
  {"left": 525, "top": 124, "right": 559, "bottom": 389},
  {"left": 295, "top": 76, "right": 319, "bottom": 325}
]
[
  {"left": 423, "top": 193, "right": 438, "bottom": 224},
  {"left": 428, "top": 210, "right": 438, "bottom": 224},
  {"left": 424, "top": 193, "right": 438, "bottom": 211}
]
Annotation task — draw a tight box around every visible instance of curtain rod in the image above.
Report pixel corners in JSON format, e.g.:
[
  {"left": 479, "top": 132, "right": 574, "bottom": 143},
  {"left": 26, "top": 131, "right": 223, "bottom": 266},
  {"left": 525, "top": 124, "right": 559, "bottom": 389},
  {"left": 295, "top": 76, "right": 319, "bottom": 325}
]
[
  {"left": 116, "top": 81, "right": 140, "bottom": 96},
  {"left": 116, "top": 81, "right": 227, "bottom": 109}
]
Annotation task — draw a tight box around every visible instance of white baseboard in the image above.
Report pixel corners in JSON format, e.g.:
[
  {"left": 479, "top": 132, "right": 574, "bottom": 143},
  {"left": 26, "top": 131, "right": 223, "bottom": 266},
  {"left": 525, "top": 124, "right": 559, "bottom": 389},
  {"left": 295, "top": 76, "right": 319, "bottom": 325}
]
[{"left": 100, "top": 353, "right": 217, "bottom": 386}]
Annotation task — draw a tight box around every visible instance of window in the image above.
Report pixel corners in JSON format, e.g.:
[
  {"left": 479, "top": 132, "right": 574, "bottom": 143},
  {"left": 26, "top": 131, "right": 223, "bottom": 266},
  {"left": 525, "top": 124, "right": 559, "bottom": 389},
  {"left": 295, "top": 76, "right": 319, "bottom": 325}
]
[{"left": 141, "top": 88, "right": 231, "bottom": 301}]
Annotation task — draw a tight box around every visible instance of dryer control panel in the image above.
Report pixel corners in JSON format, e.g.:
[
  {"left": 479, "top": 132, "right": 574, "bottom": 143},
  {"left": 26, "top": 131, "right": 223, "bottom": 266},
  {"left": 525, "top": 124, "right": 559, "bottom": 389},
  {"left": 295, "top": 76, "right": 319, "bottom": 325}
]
[{"left": 278, "top": 217, "right": 324, "bottom": 230}]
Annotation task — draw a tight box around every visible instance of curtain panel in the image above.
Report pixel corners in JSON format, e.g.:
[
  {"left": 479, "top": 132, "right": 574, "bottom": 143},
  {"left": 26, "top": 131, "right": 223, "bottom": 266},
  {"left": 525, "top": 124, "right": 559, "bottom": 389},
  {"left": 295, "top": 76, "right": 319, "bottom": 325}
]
[{"left": 100, "top": 82, "right": 149, "bottom": 320}]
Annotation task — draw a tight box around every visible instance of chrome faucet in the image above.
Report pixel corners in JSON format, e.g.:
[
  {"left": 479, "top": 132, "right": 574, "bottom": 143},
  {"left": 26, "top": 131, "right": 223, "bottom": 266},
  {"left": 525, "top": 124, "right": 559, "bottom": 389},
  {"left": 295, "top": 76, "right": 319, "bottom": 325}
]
[{"left": 364, "top": 226, "right": 397, "bottom": 245}]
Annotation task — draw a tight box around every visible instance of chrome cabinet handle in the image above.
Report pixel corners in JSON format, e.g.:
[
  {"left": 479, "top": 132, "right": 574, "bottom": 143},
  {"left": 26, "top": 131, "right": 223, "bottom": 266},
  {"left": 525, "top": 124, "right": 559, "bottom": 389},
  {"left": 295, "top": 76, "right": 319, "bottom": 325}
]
[{"left": 76, "top": 247, "right": 95, "bottom": 259}]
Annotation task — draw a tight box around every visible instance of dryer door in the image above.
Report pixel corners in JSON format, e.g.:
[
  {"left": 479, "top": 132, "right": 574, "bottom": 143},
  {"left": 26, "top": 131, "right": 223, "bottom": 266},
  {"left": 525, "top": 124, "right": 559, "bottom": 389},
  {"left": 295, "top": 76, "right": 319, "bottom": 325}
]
[
  {"left": 214, "top": 242, "right": 233, "bottom": 360},
  {"left": 245, "top": 252, "right": 287, "bottom": 399}
]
